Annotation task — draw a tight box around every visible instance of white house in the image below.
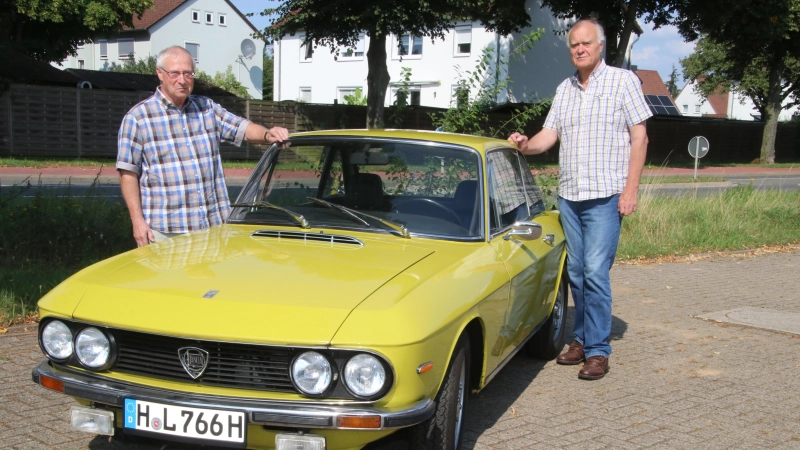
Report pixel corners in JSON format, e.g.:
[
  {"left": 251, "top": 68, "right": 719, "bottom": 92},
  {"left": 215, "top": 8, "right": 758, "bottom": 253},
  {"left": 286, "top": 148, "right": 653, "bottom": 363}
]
[
  {"left": 272, "top": 1, "right": 641, "bottom": 108},
  {"left": 55, "top": 0, "right": 265, "bottom": 99},
  {"left": 675, "top": 80, "right": 799, "bottom": 121}
]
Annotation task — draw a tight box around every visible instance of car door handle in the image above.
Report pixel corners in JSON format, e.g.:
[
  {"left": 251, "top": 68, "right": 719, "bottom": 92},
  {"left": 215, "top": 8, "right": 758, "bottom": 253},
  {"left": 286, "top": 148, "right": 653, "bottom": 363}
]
[{"left": 542, "top": 234, "right": 554, "bottom": 245}]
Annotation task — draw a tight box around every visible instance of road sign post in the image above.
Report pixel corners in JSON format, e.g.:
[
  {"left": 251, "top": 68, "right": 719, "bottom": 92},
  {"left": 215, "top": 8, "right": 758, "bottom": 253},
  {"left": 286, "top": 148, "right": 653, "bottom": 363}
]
[{"left": 688, "top": 136, "right": 710, "bottom": 180}]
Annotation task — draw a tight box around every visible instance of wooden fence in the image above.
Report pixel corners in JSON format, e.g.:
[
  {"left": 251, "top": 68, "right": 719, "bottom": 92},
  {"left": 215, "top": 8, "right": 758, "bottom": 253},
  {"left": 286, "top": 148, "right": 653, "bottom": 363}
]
[{"left": 1, "top": 83, "right": 798, "bottom": 163}]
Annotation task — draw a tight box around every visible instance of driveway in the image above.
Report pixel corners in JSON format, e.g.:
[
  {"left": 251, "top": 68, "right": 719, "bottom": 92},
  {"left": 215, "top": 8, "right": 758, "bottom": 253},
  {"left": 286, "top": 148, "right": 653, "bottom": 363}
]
[{"left": 2, "top": 247, "right": 799, "bottom": 449}]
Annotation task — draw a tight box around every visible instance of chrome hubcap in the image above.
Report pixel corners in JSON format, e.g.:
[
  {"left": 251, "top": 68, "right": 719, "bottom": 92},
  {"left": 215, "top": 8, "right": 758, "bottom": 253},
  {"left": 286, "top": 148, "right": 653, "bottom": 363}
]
[
  {"left": 454, "top": 361, "right": 466, "bottom": 445},
  {"left": 551, "top": 284, "right": 565, "bottom": 343}
]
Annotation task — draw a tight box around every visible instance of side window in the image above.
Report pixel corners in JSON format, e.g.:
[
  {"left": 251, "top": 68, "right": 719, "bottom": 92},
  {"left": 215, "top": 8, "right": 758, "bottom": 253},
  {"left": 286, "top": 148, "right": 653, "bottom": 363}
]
[{"left": 487, "top": 150, "right": 542, "bottom": 234}]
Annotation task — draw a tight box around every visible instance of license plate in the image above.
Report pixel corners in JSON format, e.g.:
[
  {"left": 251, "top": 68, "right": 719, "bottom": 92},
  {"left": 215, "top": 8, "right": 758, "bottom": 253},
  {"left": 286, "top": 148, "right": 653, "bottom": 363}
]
[{"left": 123, "top": 399, "right": 246, "bottom": 444}]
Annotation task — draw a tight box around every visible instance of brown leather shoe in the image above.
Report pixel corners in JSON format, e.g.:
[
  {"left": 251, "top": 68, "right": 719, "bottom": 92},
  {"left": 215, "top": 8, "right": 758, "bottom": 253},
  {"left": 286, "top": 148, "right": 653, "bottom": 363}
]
[
  {"left": 578, "top": 356, "right": 610, "bottom": 380},
  {"left": 556, "top": 341, "right": 585, "bottom": 365}
]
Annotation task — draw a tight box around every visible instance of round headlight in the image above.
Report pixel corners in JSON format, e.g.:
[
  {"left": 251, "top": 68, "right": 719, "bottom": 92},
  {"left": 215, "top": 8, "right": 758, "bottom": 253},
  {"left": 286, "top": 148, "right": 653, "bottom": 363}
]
[
  {"left": 291, "top": 351, "right": 332, "bottom": 395},
  {"left": 344, "top": 354, "right": 386, "bottom": 397},
  {"left": 75, "top": 327, "right": 110, "bottom": 369},
  {"left": 41, "top": 320, "right": 73, "bottom": 360}
]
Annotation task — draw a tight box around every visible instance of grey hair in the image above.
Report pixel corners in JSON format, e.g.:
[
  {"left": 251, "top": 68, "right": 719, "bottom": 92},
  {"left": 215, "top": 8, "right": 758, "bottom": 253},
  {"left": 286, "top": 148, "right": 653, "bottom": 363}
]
[
  {"left": 156, "top": 46, "right": 195, "bottom": 70},
  {"left": 568, "top": 19, "right": 606, "bottom": 45}
]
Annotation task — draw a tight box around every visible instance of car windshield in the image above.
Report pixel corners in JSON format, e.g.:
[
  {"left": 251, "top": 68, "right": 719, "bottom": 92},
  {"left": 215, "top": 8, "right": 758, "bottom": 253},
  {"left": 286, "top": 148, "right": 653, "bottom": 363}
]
[{"left": 229, "top": 137, "right": 483, "bottom": 239}]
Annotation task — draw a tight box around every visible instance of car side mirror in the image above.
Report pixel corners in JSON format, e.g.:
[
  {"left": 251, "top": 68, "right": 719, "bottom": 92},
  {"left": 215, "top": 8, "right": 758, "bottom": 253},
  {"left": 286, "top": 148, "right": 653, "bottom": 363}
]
[{"left": 503, "top": 220, "right": 543, "bottom": 241}]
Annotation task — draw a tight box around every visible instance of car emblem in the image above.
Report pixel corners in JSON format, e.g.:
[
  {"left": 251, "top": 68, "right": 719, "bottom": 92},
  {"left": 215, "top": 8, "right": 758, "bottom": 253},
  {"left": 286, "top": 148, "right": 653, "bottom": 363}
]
[{"left": 178, "top": 347, "right": 209, "bottom": 379}]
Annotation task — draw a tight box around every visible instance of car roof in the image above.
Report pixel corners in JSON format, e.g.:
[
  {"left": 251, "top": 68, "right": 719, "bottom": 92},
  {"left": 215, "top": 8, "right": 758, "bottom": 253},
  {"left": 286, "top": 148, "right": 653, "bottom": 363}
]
[{"left": 290, "top": 129, "right": 515, "bottom": 155}]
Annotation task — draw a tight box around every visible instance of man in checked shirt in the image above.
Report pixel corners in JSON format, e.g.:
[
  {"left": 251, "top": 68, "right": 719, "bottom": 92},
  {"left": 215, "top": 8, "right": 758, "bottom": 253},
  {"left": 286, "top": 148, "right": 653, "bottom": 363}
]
[
  {"left": 509, "top": 19, "right": 651, "bottom": 380},
  {"left": 117, "top": 46, "right": 289, "bottom": 247}
]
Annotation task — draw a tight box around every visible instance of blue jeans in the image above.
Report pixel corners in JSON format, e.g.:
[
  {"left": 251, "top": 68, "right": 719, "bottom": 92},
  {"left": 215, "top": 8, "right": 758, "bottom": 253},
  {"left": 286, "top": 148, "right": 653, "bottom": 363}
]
[{"left": 557, "top": 195, "right": 622, "bottom": 359}]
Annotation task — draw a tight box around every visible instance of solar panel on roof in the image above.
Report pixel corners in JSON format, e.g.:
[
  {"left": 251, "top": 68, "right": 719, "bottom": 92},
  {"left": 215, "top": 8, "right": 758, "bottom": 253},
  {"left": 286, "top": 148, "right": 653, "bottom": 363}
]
[
  {"left": 657, "top": 95, "right": 674, "bottom": 106},
  {"left": 664, "top": 106, "right": 680, "bottom": 115}
]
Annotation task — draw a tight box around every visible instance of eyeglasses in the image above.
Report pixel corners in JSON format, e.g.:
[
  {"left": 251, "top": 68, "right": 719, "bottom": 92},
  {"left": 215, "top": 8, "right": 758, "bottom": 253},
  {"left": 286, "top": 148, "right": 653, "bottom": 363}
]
[{"left": 159, "top": 68, "right": 195, "bottom": 80}]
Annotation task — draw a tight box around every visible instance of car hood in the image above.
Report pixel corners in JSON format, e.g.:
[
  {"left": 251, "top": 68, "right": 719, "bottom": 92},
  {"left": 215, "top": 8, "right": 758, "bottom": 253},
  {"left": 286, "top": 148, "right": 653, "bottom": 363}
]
[{"left": 68, "top": 226, "right": 434, "bottom": 345}]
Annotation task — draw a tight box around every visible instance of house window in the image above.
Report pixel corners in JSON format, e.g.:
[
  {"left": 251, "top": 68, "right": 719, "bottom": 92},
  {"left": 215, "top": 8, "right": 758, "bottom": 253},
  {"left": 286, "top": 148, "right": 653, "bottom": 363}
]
[
  {"left": 409, "top": 90, "right": 420, "bottom": 106},
  {"left": 396, "top": 34, "right": 422, "bottom": 57},
  {"left": 205, "top": 12, "right": 213, "bottom": 24},
  {"left": 78, "top": 60, "right": 85, "bottom": 69},
  {"left": 300, "top": 35, "right": 313, "bottom": 62},
  {"left": 339, "top": 34, "right": 365, "bottom": 60},
  {"left": 393, "top": 86, "right": 421, "bottom": 105},
  {"left": 337, "top": 87, "right": 364, "bottom": 103},
  {"left": 191, "top": 10, "right": 200, "bottom": 22},
  {"left": 299, "top": 87, "right": 312, "bottom": 102},
  {"left": 683, "top": 104, "right": 688, "bottom": 113},
  {"left": 454, "top": 27, "right": 471, "bottom": 56},
  {"left": 99, "top": 40, "right": 108, "bottom": 59},
  {"left": 185, "top": 42, "right": 199, "bottom": 63},
  {"left": 451, "top": 85, "right": 468, "bottom": 108},
  {"left": 118, "top": 39, "right": 134, "bottom": 59},
  {"left": 695, "top": 104, "right": 701, "bottom": 113},
  {"left": 218, "top": 14, "right": 227, "bottom": 26}
]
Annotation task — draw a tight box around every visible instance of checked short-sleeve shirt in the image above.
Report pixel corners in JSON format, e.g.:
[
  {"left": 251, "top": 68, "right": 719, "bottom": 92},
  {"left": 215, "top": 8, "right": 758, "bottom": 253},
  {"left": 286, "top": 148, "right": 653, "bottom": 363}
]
[
  {"left": 543, "top": 60, "right": 652, "bottom": 201},
  {"left": 117, "top": 88, "right": 250, "bottom": 233}
]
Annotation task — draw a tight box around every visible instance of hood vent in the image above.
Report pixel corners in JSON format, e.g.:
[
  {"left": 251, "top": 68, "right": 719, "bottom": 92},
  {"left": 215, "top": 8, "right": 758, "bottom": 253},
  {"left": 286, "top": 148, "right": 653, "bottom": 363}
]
[{"left": 251, "top": 230, "right": 364, "bottom": 246}]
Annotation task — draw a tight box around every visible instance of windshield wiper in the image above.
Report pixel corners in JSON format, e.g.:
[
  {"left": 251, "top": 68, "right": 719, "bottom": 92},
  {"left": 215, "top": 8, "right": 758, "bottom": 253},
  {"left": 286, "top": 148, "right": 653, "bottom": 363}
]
[
  {"left": 306, "top": 197, "right": 410, "bottom": 239},
  {"left": 230, "top": 201, "right": 310, "bottom": 229}
]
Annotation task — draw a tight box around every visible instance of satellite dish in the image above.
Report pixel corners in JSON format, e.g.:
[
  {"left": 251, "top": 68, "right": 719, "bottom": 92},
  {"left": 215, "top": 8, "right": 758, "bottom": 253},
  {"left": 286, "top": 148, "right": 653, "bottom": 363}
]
[{"left": 240, "top": 39, "right": 256, "bottom": 59}]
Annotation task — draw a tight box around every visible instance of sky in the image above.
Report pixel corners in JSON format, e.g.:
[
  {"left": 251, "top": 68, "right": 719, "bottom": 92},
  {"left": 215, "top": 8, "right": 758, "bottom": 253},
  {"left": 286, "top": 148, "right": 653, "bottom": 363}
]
[
  {"left": 231, "top": 0, "right": 696, "bottom": 87},
  {"left": 631, "top": 21, "right": 696, "bottom": 88}
]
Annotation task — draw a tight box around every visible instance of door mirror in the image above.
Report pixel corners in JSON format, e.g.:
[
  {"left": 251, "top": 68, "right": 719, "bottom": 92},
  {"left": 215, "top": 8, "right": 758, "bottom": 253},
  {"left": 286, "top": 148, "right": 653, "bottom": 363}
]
[{"left": 503, "top": 220, "right": 542, "bottom": 241}]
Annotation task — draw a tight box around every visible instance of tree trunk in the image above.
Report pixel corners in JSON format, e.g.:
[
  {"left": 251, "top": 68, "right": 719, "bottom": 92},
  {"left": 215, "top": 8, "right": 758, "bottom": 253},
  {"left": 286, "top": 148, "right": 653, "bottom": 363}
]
[
  {"left": 366, "top": 33, "right": 390, "bottom": 129},
  {"left": 760, "top": 65, "right": 783, "bottom": 164},
  {"left": 604, "top": 22, "right": 620, "bottom": 68},
  {"left": 612, "top": 0, "right": 639, "bottom": 68}
]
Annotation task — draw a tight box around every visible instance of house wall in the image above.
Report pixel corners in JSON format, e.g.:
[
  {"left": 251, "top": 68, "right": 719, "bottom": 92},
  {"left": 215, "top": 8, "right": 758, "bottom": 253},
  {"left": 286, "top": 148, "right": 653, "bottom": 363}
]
[
  {"left": 676, "top": 80, "right": 798, "bottom": 121},
  {"left": 274, "top": 1, "right": 583, "bottom": 108},
  {"left": 274, "top": 24, "right": 500, "bottom": 108},
  {"left": 505, "top": 4, "right": 576, "bottom": 102},
  {"left": 54, "top": 0, "right": 264, "bottom": 99},
  {"left": 56, "top": 31, "right": 152, "bottom": 72},
  {"left": 151, "top": 0, "right": 264, "bottom": 99}
]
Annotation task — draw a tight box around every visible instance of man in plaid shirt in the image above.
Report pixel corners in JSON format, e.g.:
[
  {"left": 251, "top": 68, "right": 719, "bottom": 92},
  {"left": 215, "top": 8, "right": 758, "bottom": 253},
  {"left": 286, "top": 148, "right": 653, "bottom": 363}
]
[
  {"left": 509, "top": 19, "right": 651, "bottom": 380},
  {"left": 117, "top": 46, "right": 289, "bottom": 247}
]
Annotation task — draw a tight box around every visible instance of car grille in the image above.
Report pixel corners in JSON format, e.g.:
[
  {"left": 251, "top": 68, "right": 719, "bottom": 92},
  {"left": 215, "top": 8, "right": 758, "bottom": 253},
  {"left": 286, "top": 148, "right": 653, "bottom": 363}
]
[{"left": 111, "top": 329, "right": 295, "bottom": 392}]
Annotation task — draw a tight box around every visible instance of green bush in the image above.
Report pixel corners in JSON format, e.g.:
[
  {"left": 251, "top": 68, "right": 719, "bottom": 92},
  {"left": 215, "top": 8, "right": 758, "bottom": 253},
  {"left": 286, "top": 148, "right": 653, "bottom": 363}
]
[{"left": 0, "top": 181, "right": 134, "bottom": 324}]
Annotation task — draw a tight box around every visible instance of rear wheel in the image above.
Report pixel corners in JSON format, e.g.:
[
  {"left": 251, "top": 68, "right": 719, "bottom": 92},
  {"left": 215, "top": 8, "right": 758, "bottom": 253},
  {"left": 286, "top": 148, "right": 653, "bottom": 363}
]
[
  {"left": 526, "top": 268, "right": 568, "bottom": 360},
  {"left": 410, "top": 335, "right": 470, "bottom": 450}
]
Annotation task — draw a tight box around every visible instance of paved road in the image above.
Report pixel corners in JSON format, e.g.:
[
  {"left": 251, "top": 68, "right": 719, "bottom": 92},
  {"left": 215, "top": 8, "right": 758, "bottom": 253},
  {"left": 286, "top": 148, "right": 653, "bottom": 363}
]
[{"left": 2, "top": 248, "right": 799, "bottom": 449}]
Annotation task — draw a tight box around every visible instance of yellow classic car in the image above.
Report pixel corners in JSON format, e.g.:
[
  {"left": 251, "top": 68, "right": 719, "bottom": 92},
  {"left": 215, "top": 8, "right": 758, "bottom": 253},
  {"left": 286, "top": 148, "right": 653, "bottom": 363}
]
[{"left": 33, "top": 129, "right": 567, "bottom": 450}]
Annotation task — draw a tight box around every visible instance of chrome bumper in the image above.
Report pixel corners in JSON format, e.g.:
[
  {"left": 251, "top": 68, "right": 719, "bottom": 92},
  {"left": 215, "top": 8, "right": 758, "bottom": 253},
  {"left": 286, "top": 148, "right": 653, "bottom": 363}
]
[{"left": 32, "top": 360, "right": 434, "bottom": 430}]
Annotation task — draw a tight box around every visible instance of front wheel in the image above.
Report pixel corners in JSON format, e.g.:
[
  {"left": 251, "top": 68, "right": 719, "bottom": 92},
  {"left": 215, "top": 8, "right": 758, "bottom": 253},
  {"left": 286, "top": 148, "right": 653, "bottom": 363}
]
[
  {"left": 410, "top": 334, "right": 470, "bottom": 450},
  {"left": 526, "top": 267, "right": 569, "bottom": 360}
]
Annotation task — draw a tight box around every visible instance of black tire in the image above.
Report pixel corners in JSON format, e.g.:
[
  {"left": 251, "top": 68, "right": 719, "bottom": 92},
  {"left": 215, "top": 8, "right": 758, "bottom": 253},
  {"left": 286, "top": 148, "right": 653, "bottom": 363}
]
[
  {"left": 526, "top": 268, "right": 568, "bottom": 360},
  {"left": 410, "top": 335, "right": 470, "bottom": 450}
]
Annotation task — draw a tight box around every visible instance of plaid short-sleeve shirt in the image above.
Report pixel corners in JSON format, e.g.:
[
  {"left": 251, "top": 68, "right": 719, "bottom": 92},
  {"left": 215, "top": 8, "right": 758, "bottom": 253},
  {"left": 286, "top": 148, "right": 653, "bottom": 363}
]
[
  {"left": 117, "top": 88, "right": 250, "bottom": 233},
  {"left": 543, "top": 60, "right": 652, "bottom": 201}
]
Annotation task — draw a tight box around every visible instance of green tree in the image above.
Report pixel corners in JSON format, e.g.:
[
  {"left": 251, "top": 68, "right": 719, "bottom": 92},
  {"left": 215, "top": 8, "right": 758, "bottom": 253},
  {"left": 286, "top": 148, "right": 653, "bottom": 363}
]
[
  {"left": 1, "top": 0, "right": 152, "bottom": 62},
  {"left": 109, "top": 56, "right": 157, "bottom": 74},
  {"left": 196, "top": 66, "right": 252, "bottom": 99},
  {"left": 263, "top": 49, "right": 274, "bottom": 101},
  {"left": 665, "top": 64, "right": 681, "bottom": 98},
  {"left": 668, "top": 0, "right": 800, "bottom": 163},
  {"left": 540, "top": 0, "right": 675, "bottom": 67},
  {"left": 258, "top": 0, "right": 532, "bottom": 129},
  {"left": 681, "top": 36, "right": 800, "bottom": 125}
]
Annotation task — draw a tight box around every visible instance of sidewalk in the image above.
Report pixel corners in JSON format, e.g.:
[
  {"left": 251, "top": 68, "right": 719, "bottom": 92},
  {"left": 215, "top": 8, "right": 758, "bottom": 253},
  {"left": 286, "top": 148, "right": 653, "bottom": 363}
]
[{"left": 0, "top": 165, "right": 795, "bottom": 187}]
